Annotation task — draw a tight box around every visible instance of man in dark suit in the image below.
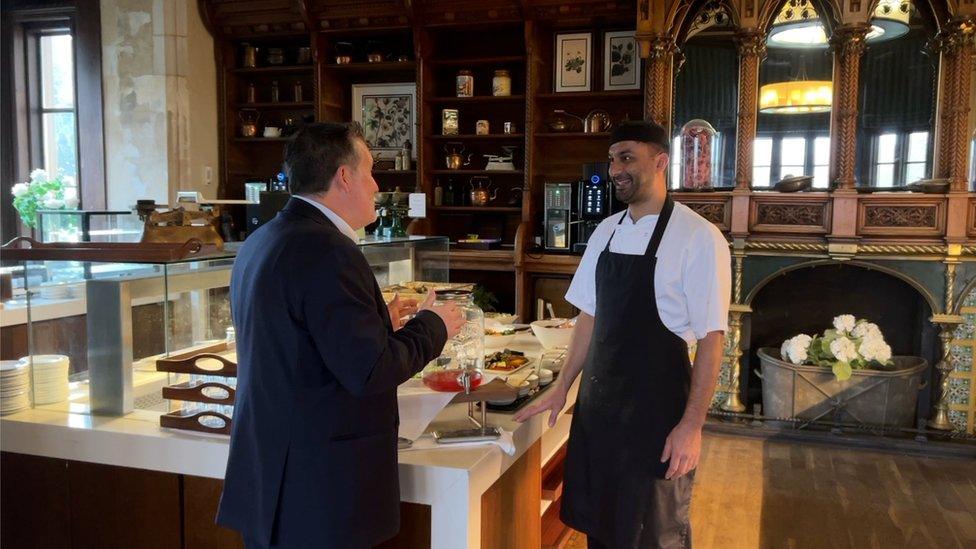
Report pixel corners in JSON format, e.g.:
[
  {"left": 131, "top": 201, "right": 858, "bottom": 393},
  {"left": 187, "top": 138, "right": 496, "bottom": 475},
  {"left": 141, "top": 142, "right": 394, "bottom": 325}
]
[{"left": 216, "top": 122, "right": 464, "bottom": 548}]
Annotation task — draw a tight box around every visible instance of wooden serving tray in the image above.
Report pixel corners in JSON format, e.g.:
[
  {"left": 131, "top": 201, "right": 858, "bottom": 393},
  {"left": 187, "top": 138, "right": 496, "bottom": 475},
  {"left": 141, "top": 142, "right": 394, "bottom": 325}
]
[
  {"left": 162, "top": 381, "right": 236, "bottom": 405},
  {"left": 0, "top": 236, "right": 221, "bottom": 263},
  {"left": 450, "top": 378, "right": 519, "bottom": 404},
  {"left": 159, "top": 409, "right": 232, "bottom": 435},
  {"left": 156, "top": 352, "right": 237, "bottom": 377}
]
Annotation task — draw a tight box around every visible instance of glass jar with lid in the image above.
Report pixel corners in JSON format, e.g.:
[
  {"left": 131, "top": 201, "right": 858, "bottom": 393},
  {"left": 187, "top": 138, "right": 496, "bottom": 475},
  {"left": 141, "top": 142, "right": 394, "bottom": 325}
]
[
  {"left": 456, "top": 70, "right": 474, "bottom": 97},
  {"left": 492, "top": 69, "right": 511, "bottom": 96},
  {"left": 679, "top": 119, "right": 716, "bottom": 191},
  {"left": 421, "top": 289, "right": 485, "bottom": 392}
]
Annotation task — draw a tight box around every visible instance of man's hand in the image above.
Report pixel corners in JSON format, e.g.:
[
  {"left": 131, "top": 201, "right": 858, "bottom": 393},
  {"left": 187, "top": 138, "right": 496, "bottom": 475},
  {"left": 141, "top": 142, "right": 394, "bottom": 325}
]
[
  {"left": 386, "top": 293, "right": 419, "bottom": 330},
  {"left": 418, "top": 290, "right": 465, "bottom": 339},
  {"left": 513, "top": 387, "right": 567, "bottom": 427},
  {"left": 660, "top": 418, "right": 702, "bottom": 480}
]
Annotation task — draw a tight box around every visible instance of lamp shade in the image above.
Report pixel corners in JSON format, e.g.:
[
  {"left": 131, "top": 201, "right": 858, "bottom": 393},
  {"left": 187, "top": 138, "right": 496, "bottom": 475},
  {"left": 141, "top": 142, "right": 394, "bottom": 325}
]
[{"left": 759, "top": 80, "right": 833, "bottom": 114}]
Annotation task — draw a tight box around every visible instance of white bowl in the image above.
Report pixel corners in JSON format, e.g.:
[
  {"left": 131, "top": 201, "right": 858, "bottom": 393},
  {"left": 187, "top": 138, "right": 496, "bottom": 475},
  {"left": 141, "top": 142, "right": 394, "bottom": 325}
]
[
  {"left": 530, "top": 318, "right": 575, "bottom": 349},
  {"left": 538, "top": 368, "right": 554, "bottom": 385}
]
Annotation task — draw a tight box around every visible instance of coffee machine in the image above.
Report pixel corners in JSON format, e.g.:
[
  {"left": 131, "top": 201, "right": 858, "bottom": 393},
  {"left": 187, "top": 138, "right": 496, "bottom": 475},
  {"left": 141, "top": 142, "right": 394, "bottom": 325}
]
[
  {"left": 573, "top": 162, "right": 611, "bottom": 254},
  {"left": 544, "top": 182, "right": 573, "bottom": 252}
]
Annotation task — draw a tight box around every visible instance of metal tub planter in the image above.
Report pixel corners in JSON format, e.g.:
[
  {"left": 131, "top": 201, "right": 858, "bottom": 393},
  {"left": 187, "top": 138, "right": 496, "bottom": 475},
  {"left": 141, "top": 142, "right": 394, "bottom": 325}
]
[{"left": 757, "top": 348, "right": 928, "bottom": 429}]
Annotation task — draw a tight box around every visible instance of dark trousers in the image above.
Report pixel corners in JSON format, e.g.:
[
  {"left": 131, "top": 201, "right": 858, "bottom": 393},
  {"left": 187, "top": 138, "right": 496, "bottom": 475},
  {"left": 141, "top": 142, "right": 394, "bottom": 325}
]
[{"left": 586, "top": 471, "right": 695, "bottom": 549}]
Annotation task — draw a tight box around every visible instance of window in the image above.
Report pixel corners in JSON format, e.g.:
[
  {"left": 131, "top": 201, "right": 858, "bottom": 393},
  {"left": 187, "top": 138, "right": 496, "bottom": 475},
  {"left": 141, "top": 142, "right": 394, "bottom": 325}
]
[
  {"left": 752, "top": 134, "right": 829, "bottom": 188},
  {"left": 872, "top": 131, "right": 930, "bottom": 187},
  {"left": 670, "top": 136, "right": 681, "bottom": 189},
  {"left": 37, "top": 32, "right": 79, "bottom": 197},
  {"left": 752, "top": 137, "right": 773, "bottom": 187},
  {"left": 3, "top": 5, "right": 104, "bottom": 242},
  {"left": 813, "top": 136, "right": 830, "bottom": 189}
]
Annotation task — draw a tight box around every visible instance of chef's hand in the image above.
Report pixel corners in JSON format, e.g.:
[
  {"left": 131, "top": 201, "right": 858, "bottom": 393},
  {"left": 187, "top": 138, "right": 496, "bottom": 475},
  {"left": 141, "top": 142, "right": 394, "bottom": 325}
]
[
  {"left": 418, "top": 290, "right": 465, "bottom": 339},
  {"left": 661, "top": 419, "right": 702, "bottom": 480},
  {"left": 513, "top": 386, "right": 566, "bottom": 427},
  {"left": 386, "top": 293, "right": 419, "bottom": 330}
]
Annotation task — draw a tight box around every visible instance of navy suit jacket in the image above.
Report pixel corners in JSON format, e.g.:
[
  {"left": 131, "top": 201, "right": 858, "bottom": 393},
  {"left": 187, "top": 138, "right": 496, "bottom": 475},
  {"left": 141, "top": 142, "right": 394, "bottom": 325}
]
[{"left": 216, "top": 198, "right": 447, "bottom": 548}]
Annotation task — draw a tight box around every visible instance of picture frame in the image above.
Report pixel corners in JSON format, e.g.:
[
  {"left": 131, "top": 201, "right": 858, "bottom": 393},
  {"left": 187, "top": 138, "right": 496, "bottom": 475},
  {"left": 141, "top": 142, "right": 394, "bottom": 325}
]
[
  {"left": 603, "top": 31, "right": 640, "bottom": 90},
  {"left": 554, "top": 32, "right": 592, "bottom": 93},
  {"left": 351, "top": 82, "right": 417, "bottom": 160}
]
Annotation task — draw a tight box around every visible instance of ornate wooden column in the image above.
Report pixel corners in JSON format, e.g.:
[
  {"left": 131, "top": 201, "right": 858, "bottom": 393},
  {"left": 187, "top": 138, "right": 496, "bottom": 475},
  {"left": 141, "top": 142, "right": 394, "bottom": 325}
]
[
  {"left": 827, "top": 24, "right": 870, "bottom": 190},
  {"left": 934, "top": 18, "right": 975, "bottom": 191},
  {"left": 642, "top": 34, "right": 678, "bottom": 129},
  {"left": 733, "top": 30, "right": 765, "bottom": 190}
]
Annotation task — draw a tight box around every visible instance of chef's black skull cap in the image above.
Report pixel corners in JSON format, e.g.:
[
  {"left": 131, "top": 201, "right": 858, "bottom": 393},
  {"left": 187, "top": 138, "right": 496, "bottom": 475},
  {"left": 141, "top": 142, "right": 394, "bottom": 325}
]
[{"left": 609, "top": 120, "right": 670, "bottom": 154}]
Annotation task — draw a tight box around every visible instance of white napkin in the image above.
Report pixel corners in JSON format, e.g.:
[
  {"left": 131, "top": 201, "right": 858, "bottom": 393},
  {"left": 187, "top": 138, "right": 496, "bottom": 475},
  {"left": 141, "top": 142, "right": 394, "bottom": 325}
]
[
  {"left": 396, "top": 379, "right": 458, "bottom": 441},
  {"left": 396, "top": 374, "right": 499, "bottom": 441},
  {"left": 398, "top": 429, "right": 516, "bottom": 456}
]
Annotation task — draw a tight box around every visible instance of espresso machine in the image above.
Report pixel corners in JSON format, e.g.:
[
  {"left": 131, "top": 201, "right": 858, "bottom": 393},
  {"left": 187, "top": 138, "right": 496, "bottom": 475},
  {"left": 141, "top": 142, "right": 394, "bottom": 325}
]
[
  {"left": 544, "top": 182, "right": 573, "bottom": 252},
  {"left": 573, "top": 162, "right": 611, "bottom": 254}
]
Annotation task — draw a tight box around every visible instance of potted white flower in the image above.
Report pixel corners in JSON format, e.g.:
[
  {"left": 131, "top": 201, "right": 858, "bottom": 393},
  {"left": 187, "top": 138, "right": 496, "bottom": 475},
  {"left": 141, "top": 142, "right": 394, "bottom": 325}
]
[
  {"left": 759, "top": 315, "right": 927, "bottom": 428},
  {"left": 10, "top": 169, "right": 79, "bottom": 229}
]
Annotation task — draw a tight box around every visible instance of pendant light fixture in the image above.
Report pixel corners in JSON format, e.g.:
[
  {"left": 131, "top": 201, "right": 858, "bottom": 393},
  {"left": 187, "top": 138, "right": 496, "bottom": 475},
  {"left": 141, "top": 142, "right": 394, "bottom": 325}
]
[{"left": 767, "top": 0, "right": 912, "bottom": 49}]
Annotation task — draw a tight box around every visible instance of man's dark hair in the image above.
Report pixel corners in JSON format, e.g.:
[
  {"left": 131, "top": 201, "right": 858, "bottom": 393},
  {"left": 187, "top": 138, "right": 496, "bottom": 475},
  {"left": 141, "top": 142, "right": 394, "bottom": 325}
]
[
  {"left": 609, "top": 120, "right": 670, "bottom": 154},
  {"left": 283, "top": 122, "right": 365, "bottom": 195}
]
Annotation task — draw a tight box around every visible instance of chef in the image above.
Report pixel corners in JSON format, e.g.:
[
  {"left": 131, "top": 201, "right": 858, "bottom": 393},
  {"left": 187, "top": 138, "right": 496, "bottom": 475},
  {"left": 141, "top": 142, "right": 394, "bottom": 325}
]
[{"left": 515, "top": 120, "right": 731, "bottom": 548}]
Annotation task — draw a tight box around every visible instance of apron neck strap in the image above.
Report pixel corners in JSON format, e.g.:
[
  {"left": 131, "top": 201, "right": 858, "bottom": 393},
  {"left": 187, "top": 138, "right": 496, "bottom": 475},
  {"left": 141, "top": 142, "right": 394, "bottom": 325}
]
[
  {"left": 643, "top": 195, "right": 674, "bottom": 257},
  {"left": 605, "top": 195, "right": 676, "bottom": 255}
]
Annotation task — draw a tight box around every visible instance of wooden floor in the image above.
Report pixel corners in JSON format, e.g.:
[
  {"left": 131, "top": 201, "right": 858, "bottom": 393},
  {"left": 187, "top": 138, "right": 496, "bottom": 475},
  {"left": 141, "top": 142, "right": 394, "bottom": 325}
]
[{"left": 563, "top": 433, "right": 976, "bottom": 549}]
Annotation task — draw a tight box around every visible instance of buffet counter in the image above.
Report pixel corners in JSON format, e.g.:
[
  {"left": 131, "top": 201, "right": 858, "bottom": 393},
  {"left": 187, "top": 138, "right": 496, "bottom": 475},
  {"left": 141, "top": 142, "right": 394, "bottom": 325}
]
[{"left": 0, "top": 332, "right": 578, "bottom": 548}]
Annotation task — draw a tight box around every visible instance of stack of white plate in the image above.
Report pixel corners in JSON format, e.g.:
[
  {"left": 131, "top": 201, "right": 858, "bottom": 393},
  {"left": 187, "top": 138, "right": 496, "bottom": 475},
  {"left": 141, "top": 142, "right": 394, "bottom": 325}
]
[
  {"left": 1, "top": 360, "right": 31, "bottom": 415},
  {"left": 22, "top": 355, "right": 70, "bottom": 405}
]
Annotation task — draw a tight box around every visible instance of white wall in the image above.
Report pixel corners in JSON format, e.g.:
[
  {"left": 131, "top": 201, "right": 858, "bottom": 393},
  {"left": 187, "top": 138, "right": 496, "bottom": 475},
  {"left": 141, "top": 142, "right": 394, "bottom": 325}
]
[{"left": 100, "top": 0, "right": 217, "bottom": 210}]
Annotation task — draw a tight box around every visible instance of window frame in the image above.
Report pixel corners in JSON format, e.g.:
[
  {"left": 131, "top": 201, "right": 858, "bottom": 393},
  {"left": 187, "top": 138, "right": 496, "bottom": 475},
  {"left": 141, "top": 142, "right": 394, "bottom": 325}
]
[
  {"left": 2, "top": 2, "right": 104, "bottom": 242},
  {"left": 869, "top": 130, "right": 931, "bottom": 187},
  {"left": 753, "top": 132, "right": 831, "bottom": 188}
]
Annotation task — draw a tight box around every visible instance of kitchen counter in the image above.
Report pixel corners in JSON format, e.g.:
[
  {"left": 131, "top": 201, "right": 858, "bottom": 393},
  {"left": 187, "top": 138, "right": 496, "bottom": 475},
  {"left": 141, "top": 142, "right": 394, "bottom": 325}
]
[{"left": 0, "top": 332, "right": 578, "bottom": 548}]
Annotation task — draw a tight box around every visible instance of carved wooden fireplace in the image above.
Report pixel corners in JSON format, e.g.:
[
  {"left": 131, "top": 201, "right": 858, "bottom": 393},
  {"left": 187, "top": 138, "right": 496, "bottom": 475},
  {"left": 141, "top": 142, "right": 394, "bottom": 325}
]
[{"left": 674, "top": 189, "right": 976, "bottom": 436}]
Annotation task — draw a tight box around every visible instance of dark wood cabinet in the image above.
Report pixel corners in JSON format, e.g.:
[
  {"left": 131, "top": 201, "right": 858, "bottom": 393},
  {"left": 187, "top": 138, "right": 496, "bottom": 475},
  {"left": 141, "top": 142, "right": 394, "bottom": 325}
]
[{"left": 0, "top": 452, "right": 71, "bottom": 549}]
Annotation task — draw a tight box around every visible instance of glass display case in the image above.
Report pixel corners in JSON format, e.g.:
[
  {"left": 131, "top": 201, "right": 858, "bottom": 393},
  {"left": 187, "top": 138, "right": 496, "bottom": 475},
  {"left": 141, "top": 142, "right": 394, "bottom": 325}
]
[
  {"left": 0, "top": 235, "right": 450, "bottom": 425},
  {"left": 35, "top": 209, "right": 143, "bottom": 243}
]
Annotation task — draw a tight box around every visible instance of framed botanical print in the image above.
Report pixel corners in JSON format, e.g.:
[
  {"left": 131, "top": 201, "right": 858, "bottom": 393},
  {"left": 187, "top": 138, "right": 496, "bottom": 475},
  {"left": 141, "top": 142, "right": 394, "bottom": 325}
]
[
  {"left": 352, "top": 82, "right": 417, "bottom": 159},
  {"left": 554, "top": 32, "right": 592, "bottom": 92},
  {"left": 604, "top": 31, "right": 640, "bottom": 90}
]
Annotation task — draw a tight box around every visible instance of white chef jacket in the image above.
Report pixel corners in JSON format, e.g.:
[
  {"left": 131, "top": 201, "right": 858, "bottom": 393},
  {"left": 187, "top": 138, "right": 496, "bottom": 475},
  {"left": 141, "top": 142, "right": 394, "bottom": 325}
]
[{"left": 565, "top": 201, "right": 732, "bottom": 344}]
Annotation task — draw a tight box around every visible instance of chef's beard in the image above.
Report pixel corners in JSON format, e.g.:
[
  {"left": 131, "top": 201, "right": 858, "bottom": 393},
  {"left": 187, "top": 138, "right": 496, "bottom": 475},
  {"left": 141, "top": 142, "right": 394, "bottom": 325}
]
[{"left": 613, "top": 174, "right": 642, "bottom": 204}]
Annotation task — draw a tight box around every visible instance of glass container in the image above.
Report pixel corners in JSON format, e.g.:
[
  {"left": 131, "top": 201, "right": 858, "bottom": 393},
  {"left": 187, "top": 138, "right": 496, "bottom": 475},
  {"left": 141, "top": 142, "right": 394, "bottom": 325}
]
[
  {"left": 492, "top": 69, "right": 511, "bottom": 96},
  {"left": 422, "top": 289, "right": 485, "bottom": 392},
  {"left": 680, "top": 119, "right": 717, "bottom": 191},
  {"left": 456, "top": 70, "right": 474, "bottom": 98}
]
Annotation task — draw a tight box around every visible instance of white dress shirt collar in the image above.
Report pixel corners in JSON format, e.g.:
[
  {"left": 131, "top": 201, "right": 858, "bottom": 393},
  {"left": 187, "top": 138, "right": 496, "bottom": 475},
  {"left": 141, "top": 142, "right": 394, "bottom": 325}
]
[{"left": 293, "top": 195, "right": 359, "bottom": 243}]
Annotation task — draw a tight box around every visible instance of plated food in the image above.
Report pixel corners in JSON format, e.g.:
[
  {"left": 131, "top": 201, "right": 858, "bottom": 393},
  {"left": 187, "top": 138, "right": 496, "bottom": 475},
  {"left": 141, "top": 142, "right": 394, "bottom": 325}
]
[{"left": 485, "top": 350, "right": 531, "bottom": 373}]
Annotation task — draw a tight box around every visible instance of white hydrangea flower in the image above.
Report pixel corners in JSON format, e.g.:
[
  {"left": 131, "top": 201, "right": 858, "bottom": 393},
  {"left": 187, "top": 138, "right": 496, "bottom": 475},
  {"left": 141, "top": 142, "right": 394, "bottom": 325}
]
[
  {"left": 859, "top": 338, "right": 892, "bottom": 363},
  {"left": 11, "top": 183, "right": 29, "bottom": 197},
  {"left": 833, "top": 315, "right": 856, "bottom": 334},
  {"left": 64, "top": 195, "right": 79, "bottom": 209},
  {"left": 851, "top": 321, "right": 881, "bottom": 340},
  {"left": 829, "top": 336, "right": 858, "bottom": 363},
  {"left": 62, "top": 175, "right": 76, "bottom": 188},
  {"left": 29, "top": 169, "right": 48, "bottom": 183},
  {"left": 781, "top": 334, "right": 812, "bottom": 364},
  {"left": 43, "top": 198, "right": 64, "bottom": 209}
]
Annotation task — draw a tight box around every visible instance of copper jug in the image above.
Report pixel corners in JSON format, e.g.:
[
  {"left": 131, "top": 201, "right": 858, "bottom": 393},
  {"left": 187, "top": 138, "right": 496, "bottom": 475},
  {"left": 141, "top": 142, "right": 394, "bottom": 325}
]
[{"left": 469, "top": 177, "right": 497, "bottom": 206}]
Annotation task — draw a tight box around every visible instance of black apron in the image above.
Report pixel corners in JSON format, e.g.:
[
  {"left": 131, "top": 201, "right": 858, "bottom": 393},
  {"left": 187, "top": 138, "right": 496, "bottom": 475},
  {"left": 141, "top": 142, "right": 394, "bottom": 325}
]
[{"left": 561, "top": 196, "right": 692, "bottom": 548}]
